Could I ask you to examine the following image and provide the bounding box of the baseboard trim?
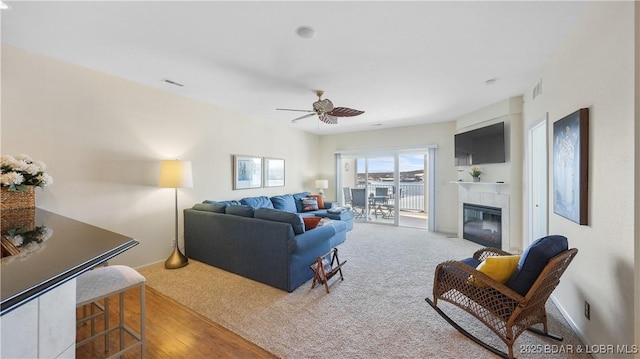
[549,294,600,359]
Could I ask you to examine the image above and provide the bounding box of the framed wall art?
[264,157,285,187]
[553,108,589,225]
[233,155,262,190]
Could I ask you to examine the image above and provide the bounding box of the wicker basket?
[1,186,36,210]
[1,208,36,233]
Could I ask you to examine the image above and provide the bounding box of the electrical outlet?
[171,239,176,248]
[584,301,590,320]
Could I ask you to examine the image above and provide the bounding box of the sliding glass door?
[337,148,432,229]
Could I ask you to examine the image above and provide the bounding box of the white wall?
[522,2,636,354]
[1,45,321,268]
[319,121,458,234]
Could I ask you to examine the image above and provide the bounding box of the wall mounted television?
[455,122,506,166]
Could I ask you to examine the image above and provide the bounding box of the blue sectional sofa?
[183,192,354,292]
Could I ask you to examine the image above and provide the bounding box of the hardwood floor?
[76,286,277,359]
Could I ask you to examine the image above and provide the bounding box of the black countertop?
[1,208,138,315]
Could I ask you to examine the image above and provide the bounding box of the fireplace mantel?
[450,181,509,194]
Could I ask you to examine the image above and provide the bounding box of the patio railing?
[356,182,425,212]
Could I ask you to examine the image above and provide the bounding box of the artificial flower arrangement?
[469,166,482,178]
[0,154,53,191]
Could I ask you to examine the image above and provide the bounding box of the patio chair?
[425,235,578,359]
[375,187,394,219]
[350,188,367,219]
[342,187,352,208]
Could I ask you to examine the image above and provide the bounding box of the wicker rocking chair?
[426,235,578,359]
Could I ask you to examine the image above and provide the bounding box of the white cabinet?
[1,279,76,358]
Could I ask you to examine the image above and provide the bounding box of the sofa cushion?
[292,192,311,212]
[302,216,322,230]
[254,208,305,235]
[270,194,298,213]
[193,203,226,213]
[506,235,568,296]
[301,197,319,211]
[240,196,275,209]
[307,194,325,209]
[204,199,241,206]
[225,205,255,218]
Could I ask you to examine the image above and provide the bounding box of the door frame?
[527,114,549,244]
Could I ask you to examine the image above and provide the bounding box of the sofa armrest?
[292,225,335,253]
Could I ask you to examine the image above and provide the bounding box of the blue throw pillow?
[460,257,482,268]
[292,192,311,212]
[270,194,297,213]
[193,203,226,213]
[225,205,255,218]
[240,196,275,209]
[254,208,305,235]
[506,235,568,296]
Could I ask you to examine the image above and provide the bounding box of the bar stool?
[76,265,146,358]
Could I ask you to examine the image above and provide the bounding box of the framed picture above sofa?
[234,155,262,189]
[264,157,285,187]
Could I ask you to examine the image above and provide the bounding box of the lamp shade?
[159,160,193,188]
[315,179,328,189]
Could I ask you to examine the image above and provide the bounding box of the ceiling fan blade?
[276,108,314,113]
[318,113,338,125]
[291,113,317,123]
[328,107,364,117]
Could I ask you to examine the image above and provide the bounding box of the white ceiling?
[1,1,591,135]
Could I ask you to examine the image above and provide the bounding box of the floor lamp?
[159,160,193,269]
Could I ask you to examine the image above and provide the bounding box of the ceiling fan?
[276,90,364,125]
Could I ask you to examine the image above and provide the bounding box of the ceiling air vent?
[161,78,184,87]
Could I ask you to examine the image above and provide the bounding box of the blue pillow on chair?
[506,235,568,296]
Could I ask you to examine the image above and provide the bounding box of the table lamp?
[315,179,329,196]
[159,160,193,269]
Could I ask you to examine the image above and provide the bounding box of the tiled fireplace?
[463,203,502,248]
[457,184,510,251]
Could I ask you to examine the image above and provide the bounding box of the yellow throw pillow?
[469,255,521,287]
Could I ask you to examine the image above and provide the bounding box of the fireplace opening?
[463,203,502,248]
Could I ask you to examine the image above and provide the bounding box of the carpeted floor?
[138,223,590,359]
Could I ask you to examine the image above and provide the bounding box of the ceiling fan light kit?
[278,90,364,125]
